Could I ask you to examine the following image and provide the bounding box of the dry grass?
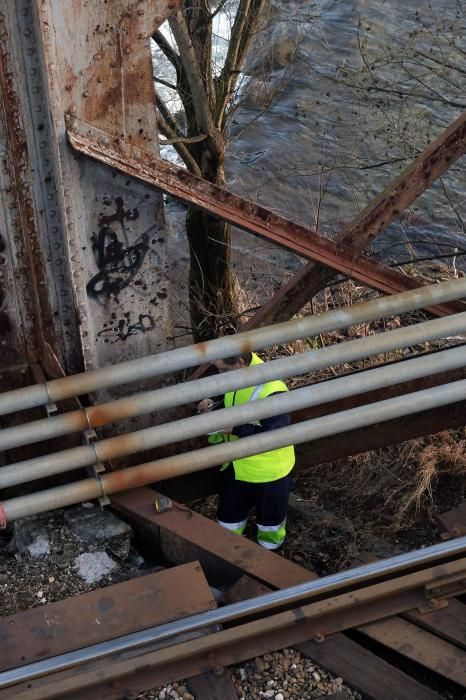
[295,428,466,534]
[284,428,465,574]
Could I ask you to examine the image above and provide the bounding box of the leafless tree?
[152,1,267,341]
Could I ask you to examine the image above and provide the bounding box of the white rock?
[275,694,284,700]
[36,590,43,598]
[28,536,50,558]
[312,672,321,682]
[73,552,118,584]
[48,576,55,583]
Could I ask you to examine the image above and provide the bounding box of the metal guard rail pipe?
[1,344,465,489]
[1,377,466,524]
[1,310,465,451]
[1,535,465,689]
[0,277,465,417]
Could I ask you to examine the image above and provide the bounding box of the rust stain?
[106,455,184,492]
[86,404,116,428]
[195,341,209,358]
[82,45,122,129]
[0,14,55,362]
[86,399,140,427]
[239,338,253,354]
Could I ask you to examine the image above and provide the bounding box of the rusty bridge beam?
[244,111,466,329]
[66,116,464,318]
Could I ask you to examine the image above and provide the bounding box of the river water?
[225,0,466,280]
[156,0,466,308]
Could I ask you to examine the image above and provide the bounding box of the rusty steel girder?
[66,116,466,318]
[244,110,466,328]
[0,10,49,367]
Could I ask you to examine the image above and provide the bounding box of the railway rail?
[0,493,465,699]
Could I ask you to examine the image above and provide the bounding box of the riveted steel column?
[31,0,179,391]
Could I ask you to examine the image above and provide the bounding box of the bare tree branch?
[168,7,222,149]
[153,76,178,91]
[210,0,231,22]
[152,29,181,72]
[156,113,202,176]
[215,0,266,131]
[155,87,202,176]
[160,133,208,145]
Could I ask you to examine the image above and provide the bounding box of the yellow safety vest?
[209,353,295,483]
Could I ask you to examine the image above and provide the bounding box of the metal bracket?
[96,474,110,507]
[312,632,326,644]
[30,364,58,416]
[440,526,466,541]
[417,597,449,614]
[425,576,466,601]
[82,423,108,506]
[418,567,466,611]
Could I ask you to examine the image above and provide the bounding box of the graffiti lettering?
[96,314,155,343]
[86,196,147,301]
[86,226,149,300]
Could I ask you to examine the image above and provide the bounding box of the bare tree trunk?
[186,149,236,341]
[153,0,266,341]
[186,209,236,341]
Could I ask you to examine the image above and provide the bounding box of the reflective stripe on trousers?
[257,519,286,550]
[217,518,247,536]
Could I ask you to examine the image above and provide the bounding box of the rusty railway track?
[1,488,465,700]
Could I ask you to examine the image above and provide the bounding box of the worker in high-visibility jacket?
[197,351,295,551]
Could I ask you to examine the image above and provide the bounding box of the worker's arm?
[231,392,290,438]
